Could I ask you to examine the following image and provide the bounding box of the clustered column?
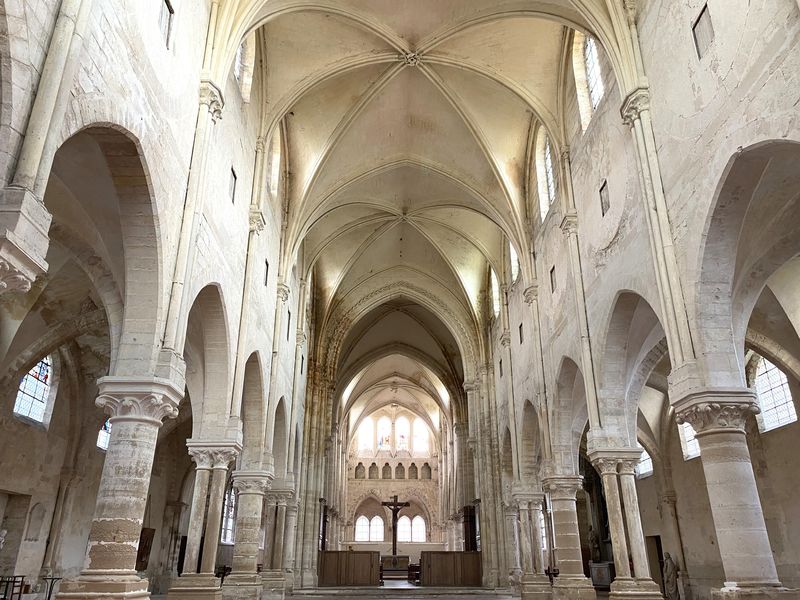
[227,471,271,586]
[56,377,181,599]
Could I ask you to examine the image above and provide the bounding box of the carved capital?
[255,136,267,153]
[676,400,759,434]
[463,380,480,394]
[233,471,273,495]
[400,51,421,67]
[500,330,511,348]
[620,86,650,126]
[277,283,290,303]
[542,475,583,500]
[187,439,241,470]
[591,457,620,476]
[94,376,182,426]
[249,208,266,233]
[0,257,32,293]
[199,79,224,122]
[296,329,307,346]
[560,211,579,236]
[618,459,639,476]
[523,285,538,305]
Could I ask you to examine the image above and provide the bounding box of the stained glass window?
[358,418,374,452]
[14,356,52,423]
[221,484,237,544]
[509,243,520,282]
[635,442,653,477]
[413,418,429,455]
[97,419,112,451]
[490,270,501,317]
[396,416,410,452]
[584,36,605,109]
[377,417,391,451]
[678,421,700,460]
[754,356,797,432]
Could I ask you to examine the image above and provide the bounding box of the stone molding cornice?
[673,388,759,434]
[560,211,578,236]
[95,376,183,426]
[199,79,224,122]
[0,256,32,293]
[541,475,583,500]
[620,86,650,126]
[187,439,242,469]
[249,208,266,233]
[232,470,273,495]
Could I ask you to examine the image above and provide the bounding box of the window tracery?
[412,515,426,542]
[752,355,797,432]
[369,516,384,541]
[14,356,53,423]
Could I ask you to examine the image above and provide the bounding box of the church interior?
[0,1,799,600]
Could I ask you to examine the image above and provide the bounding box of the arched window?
[358,418,374,452]
[397,516,412,543]
[490,269,501,318]
[584,36,605,109]
[377,417,391,450]
[413,418,429,455]
[395,416,410,452]
[509,242,520,283]
[355,515,370,541]
[536,132,558,221]
[267,129,282,201]
[412,516,426,542]
[753,356,797,432]
[369,516,384,542]
[233,33,256,102]
[14,356,53,423]
[97,419,112,451]
[221,482,236,544]
[635,442,653,477]
[678,421,700,460]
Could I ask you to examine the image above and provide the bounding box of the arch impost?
[186,439,242,469]
[587,447,642,476]
[673,388,759,435]
[541,475,583,499]
[95,376,183,426]
[0,187,52,294]
[620,85,650,127]
[199,79,225,122]
[232,470,273,495]
[523,284,538,305]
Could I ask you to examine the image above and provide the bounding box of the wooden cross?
[382,494,410,557]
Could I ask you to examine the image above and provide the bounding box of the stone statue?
[588,525,601,562]
[662,553,680,600]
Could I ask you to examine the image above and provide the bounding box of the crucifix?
[382,494,410,558]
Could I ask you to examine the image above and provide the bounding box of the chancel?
[0,2,799,600]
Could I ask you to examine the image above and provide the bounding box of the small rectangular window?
[692,4,714,59]
[230,168,237,204]
[599,180,610,216]
[518,323,524,344]
[159,0,175,48]
[301,355,304,374]
[264,260,269,286]
[499,359,503,378]
[287,310,292,341]
[550,266,556,292]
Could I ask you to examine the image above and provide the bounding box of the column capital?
[187,439,241,469]
[95,376,183,425]
[463,380,480,393]
[620,85,650,126]
[560,211,579,236]
[232,470,273,495]
[265,489,295,505]
[523,284,538,305]
[0,255,33,293]
[541,475,583,499]
[199,79,224,122]
[0,186,52,293]
[674,388,759,434]
[249,208,266,232]
[500,330,511,347]
[588,448,642,476]
[277,283,290,302]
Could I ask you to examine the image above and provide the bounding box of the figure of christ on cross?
[382,494,410,559]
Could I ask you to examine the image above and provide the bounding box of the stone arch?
[599,291,667,445]
[183,284,232,439]
[551,356,588,475]
[520,401,542,484]
[272,397,289,480]
[696,140,800,385]
[44,125,165,376]
[24,502,45,542]
[240,352,266,469]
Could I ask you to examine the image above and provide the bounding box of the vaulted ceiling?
[246,3,574,325]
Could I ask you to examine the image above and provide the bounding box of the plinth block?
[166,574,222,600]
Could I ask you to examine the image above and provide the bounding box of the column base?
[553,575,596,600]
[166,574,221,600]
[262,569,287,599]
[609,577,663,600]
[711,586,799,600]
[221,572,262,600]
[521,575,553,600]
[56,573,150,599]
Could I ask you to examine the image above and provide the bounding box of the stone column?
[282,502,299,590]
[676,390,787,593]
[592,458,632,581]
[223,471,271,600]
[505,503,523,589]
[542,476,595,600]
[619,461,653,580]
[272,502,288,568]
[263,490,292,598]
[168,442,239,600]
[56,376,181,600]
[516,493,552,600]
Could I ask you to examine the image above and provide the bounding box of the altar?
[380,554,410,570]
